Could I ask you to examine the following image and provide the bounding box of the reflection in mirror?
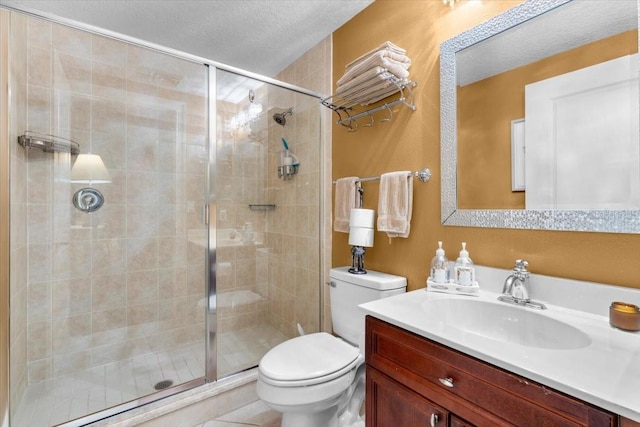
[440,0,640,233]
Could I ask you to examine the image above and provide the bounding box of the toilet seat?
[259,332,360,387]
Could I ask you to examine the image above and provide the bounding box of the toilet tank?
[329,266,406,346]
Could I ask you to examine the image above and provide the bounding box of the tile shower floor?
[12,324,287,427]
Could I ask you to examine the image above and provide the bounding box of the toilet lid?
[259,332,360,383]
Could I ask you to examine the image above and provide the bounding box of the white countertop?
[359,266,640,422]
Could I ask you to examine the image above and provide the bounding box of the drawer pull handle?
[430,413,439,426]
[438,377,454,388]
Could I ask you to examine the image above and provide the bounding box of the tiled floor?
[217,325,288,377]
[198,400,281,427]
[13,342,206,427]
[12,325,287,427]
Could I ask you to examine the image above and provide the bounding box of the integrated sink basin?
[359,268,640,421]
[421,298,592,350]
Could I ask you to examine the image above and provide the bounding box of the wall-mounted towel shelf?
[321,69,417,132]
[18,131,80,155]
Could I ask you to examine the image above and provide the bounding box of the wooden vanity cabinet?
[365,316,617,427]
[367,367,448,427]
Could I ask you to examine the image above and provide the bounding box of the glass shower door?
[214,69,322,378]
[9,12,208,426]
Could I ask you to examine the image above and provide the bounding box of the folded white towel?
[346,49,411,74]
[345,41,407,70]
[341,75,405,106]
[337,51,411,87]
[377,171,413,239]
[335,67,387,96]
[359,85,402,106]
[359,84,404,106]
[334,177,360,233]
[335,67,401,105]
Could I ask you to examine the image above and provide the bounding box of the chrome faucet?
[502,259,530,302]
[498,260,546,310]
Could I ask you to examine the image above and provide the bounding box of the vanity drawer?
[366,316,616,426]
[367,366,450,427]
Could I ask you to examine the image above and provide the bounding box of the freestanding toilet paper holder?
[332,168,431,275]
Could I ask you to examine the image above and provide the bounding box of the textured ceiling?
[2,0,374,77]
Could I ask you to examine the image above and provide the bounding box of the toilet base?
[258,363,366,427]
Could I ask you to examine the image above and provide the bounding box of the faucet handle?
[514,259,529,272]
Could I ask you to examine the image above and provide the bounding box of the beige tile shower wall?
[21,14,208,384]
[215,95,269,333]
[266,37,331,338]
[8,10,29,418]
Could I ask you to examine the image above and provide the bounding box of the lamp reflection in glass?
[70,154,111,213]
[348,208,375,275]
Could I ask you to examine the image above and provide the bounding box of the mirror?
[440,0,640,233]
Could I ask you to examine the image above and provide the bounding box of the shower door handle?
[202,204,210,225]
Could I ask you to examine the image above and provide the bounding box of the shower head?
[273,107,293,126]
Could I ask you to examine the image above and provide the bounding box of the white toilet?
[257,267,406,427]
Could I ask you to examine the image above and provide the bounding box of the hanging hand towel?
[334,177,360,233]
[377,171,413,239]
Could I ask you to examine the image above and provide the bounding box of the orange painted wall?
[332,0,640,292]
[458,30,638,209]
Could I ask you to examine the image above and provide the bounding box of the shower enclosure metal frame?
[1,9,11,426]
[206,67,217,383]
[0,3,326,426]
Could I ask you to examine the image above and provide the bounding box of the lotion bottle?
[430,241,449,284]
[454,242,475,286]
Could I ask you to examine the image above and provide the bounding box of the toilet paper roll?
[349,208,375,228]
[349,226,374,247]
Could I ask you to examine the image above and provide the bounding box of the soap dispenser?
[454,242,475,286]
[430,241,449,284]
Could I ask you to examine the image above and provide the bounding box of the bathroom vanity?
[360,266,640,426]
[366,316,615,426]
